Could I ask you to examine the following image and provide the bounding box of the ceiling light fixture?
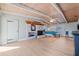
[50,19,55,22]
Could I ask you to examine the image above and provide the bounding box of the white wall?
[48,22,79,37]
[0,12,47,45]
[0,15,1,44]
[19,19,28,40]
[0,13,28,45]
[0,14,8,45]
[47,25,57,31]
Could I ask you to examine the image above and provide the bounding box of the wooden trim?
[26,20,44,25]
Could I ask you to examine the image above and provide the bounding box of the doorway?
[7,19,19,43]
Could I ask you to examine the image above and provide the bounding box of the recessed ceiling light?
[50,19,55,22]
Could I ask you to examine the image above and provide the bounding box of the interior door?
[7,19,18,42]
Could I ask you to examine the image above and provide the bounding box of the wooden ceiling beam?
[26,20,45,25]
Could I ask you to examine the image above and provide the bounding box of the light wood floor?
[0,37,74,56]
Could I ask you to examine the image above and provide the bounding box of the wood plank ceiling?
[14,3,66,24]
[0,3,79,25]
[58,3,79,23]
[25,3,79,23]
